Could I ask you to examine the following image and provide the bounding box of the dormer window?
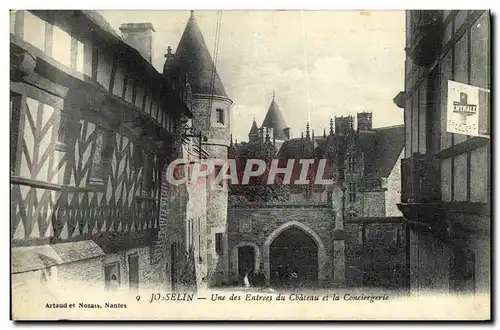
[216,108,224,125]
[56,111,71,152]
[89,128,114,187]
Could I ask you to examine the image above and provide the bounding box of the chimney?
[283,127,291,139]
[119,23,155,63]
[335,116,351,135]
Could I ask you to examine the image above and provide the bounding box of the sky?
[100,10,406,142]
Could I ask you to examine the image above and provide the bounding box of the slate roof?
[164,11,228,98]
[77,11,192,118]
[365,125,405,177]
[312,124,404,179]
[277,137,315,159]
[262,97,288,140]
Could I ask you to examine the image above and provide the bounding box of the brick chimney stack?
[119,23,155,63]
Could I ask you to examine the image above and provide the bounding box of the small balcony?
[406,10,443,67]
[400,152,441,204]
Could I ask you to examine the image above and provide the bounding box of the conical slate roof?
[262,96,288,140]
[249,120,259,135]
[165,11,228,98]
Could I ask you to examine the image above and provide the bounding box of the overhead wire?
[205,10,223,139]
[301,10,312,129]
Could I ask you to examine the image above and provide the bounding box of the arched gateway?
[263,221,326,288]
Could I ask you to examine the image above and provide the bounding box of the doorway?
[238,246,255,280]
[270,226,318,288]
[128,253,139,292]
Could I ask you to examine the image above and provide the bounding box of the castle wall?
[345,221,407,288]
[362,191,386,217]
[227,204,336,287]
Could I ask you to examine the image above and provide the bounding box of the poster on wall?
[447,80,490,138]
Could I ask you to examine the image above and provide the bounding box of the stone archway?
[231,242,260,280]
[263,221,326,287]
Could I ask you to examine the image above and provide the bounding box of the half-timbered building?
[10,10,192,295]
[396,10,490,296]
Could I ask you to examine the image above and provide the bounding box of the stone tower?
[164,11,233,286]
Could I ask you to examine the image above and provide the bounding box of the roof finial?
[329,118,334,135]
[273,90,276,101]
[312,129,315,141]
[323,128,327,138]
[306,122,310,140]
[190,10,194,16]
[165,46,174,59]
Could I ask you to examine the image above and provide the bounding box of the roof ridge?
[373,124,404,130]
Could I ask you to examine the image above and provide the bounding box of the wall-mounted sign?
[447,80,490,138]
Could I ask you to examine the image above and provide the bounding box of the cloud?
[99,10,406,143]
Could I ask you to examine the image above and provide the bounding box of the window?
[104,262,120,292]
[471,12,490,90]
[198,218,202,262]
[214,165,224,187]
[56,112,71,152]
[162,110,167,129]
[10,10,16,35]
[216,108,224,125]
[152,101,159,120]
[132,143,143,172]
[215,233,223,255]
[52,25,72,68]
[191,220,194,248]
[187,219,194,249]
[396,229,402,247]
[89,130,105,185]
[124,76,134,103]
[96,48,113,90]
[134,86,144,109]
[75,39,85,74]
[187,163,193,183]
[348,182,356,202]
[338,167,345,182]
[141,153,158,197]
